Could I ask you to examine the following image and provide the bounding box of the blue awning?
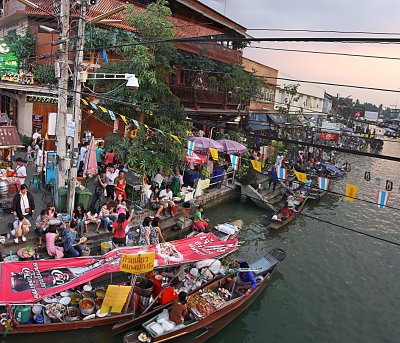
[267,113,286,124]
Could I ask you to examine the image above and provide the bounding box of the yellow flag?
[45,133,49,140]
[81,98,89,106]
[345,183,359,202]
[119,114,128,124]
[295,171,307,183]
[251,160,262,172]
[98,106,108,113]
[169,133,181,144]
[209,147,218,161]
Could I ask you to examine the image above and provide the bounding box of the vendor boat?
[0,233,239,335]
[268,196,308,230]
[122,248,286,342]
[188,219,243,241]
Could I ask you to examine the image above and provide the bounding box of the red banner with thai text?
[0,234,238,304]
[320,132,340,141]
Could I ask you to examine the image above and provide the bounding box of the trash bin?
[58,187,68,212]
[75,187,92,210]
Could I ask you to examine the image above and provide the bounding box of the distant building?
[242,57,278,112]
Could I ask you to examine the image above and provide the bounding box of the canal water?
[5,141,400,343]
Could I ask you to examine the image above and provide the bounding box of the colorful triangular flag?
[108,110,115,120]
[81,98,89,106]
[209,147,218,161]
[132,119,139,128]
[98,106,108,113]
[377,191,390,208]
[89,102,98,110]
[119,114,128,124]
[169,133,181,143]
[251,160,262,172]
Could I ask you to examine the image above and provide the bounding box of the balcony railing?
[174,41,242,65]
[169,85,242,109]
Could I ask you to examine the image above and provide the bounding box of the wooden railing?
[169,85,242,109]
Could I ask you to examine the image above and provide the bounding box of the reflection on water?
[6,142,400,343]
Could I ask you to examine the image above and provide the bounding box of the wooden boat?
[240,183,282,211]
[122,248,286,342]
[268,196,308,230]
[307,187,327,201]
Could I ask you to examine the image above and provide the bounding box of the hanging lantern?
[130,128,138,138]
[364,171,370,181]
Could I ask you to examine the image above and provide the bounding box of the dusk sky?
[200,0,400,108]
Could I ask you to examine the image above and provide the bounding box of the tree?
[5,31,38,70]
[277,84,301,124]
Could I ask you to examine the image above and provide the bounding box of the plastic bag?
[156,309,169,324]
[148,322,164,336]
[161,319,176,332]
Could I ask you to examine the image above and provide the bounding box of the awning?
[0,126,21,148]
[267,113,286,124]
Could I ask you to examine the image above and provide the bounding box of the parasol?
[188,136,224,151]
[216,139,247,154]
[185,152,208,164]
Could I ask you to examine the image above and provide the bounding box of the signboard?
[195,178,210,197]
[320,132,339,141]
[119,252,155,274]
[0,233,238,304]
[66,121,75,138]
[32,115,43,122]
[365,111,379,121]
[100,285,132,314]
[0,41,18,74]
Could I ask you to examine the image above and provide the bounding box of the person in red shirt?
[281,206,294,219]
[104,149,115,166]
[112,209,135,247]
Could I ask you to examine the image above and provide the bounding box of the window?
[7,29,16,36]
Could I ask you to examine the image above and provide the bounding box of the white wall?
[17,94,33,137]
[0,18,29,38]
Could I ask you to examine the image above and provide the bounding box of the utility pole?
[67,0,88,213]
[55,0,70,201]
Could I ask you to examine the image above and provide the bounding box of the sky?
[199,0,400,107]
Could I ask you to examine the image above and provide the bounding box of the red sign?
[352,111,365,117]
[0,234,238,304]
[320,132,339,141]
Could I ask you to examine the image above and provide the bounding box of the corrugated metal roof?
[0,126,21,147]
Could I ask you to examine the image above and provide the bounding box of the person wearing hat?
[169,291,188,325]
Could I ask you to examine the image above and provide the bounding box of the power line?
[246,28,400,36]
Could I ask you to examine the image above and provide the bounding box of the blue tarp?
[384,127,396,133]
[267,113,286,124]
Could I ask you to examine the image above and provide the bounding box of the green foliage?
[277,83,301,124]
[107,115,192,179]
[5,31,38,69]
[34,65,57,85]
[84,27,134,54]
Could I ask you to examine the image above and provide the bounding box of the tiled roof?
[22,0,224,37]
[0,126,21,147]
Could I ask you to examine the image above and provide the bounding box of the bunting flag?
[81,98,89,106]
[276,167,287,181]
[98,105,108,113]
[187,140,195,156]
[295,171,307,183]
[345,183,359,202]
[251,160,262,173]
[317,177,330,191]
[377,191,390,209]
[108,110,115,121]
[89,102,98,110]
[169,133,181,144]
[132,119,139,128]
[45,133,49,140]
[119,114,128,124]
[230,154,239,170]
[209,147,218,161]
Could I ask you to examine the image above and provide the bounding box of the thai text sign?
[119,252,155,274]
[100,285,132,314]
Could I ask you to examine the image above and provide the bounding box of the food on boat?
[17,246,35,258]
[79,299,94,309]
[95,288,106,298]
[138,332,150,342]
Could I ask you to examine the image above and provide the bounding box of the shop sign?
[32,115,43,122]
[0,72,34,85]
[320,132,339,141]
[100,285,132,314]
[0,41,18,74]
[119,252,155,274]
[28,95,57,103]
